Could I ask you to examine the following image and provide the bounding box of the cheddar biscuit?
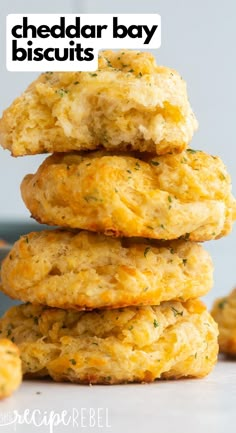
[21,150,236,241]
[0,50,197,156]
[0,339,22,399]
[211,288,236,356]
[0,230,213,310]
[0,300,218,383]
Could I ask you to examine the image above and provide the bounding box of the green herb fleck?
[126,169,132,174]
[128,325,134,331]
[144,247,151,258]
[218,299,227,310]
[90,73,98,77]
[168,196,172,203]
[74,81,79,85]
[84,195,98,203]
[186,149,198,154]
[194,352,197,359]
[150,160,160,166]
[182,259,187,266]
[170,248,175,254]
[105,58,112,66]
[55,89,68,97]
[171,307,183,317]
[153,319,159,328]
[69,359,76,366]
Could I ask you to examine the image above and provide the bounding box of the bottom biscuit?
[0,300,218,384]
[0,339,22,398]
[211,288,236,356]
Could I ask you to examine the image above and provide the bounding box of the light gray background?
[0,0,235,312]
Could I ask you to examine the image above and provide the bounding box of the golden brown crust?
[0,339,22,398]
[211,288,236,355]
[21,150,236,241]
[0,230,213,310]
[0,300,218,383]
[0,50,197,156]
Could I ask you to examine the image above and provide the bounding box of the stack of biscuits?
[0,50,235,385]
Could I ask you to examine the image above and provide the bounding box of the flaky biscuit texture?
[0,300,218,383]
[21,150,236,241]
[1,230,213,309]
[0,50,197,156]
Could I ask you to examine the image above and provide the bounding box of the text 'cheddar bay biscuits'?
[211,288,236,356]
[0,300,218,384]
[0,339,22,399]
[0,50,197,156]
[21,150,236,242]
[0,230,213,310]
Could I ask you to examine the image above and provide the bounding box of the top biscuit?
[0,50,197,156]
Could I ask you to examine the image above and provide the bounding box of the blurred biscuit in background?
[0,339,22,399]
[212,288,236,356]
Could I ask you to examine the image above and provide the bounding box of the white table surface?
[0,358,235,433]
